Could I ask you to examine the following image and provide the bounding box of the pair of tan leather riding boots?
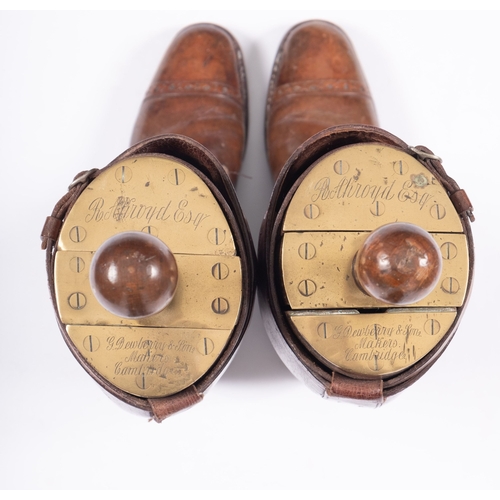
[42,21,474,422]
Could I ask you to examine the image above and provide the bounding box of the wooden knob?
[352,222,442,305]
[90,231,178,318]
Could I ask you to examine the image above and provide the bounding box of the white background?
[1,7,499,490]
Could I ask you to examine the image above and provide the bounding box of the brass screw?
[441,277,460,294]
[198,338,215,355]
[333,159,349,175]
[303,204,320,220]
[69,226,87,243]
[212,297,229,314]
[298,279,317,297]
[115,165,132,183]
[212,263,230,280]
[168,168,186,185]
[298,242,316,260]
[68,292,87,310]
[208,228,227,245]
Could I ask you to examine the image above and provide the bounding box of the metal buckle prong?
[68,168,99,190]
[409,146,442,163]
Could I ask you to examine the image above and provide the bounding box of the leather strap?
[327,373,383,402]
[148,386,203,422]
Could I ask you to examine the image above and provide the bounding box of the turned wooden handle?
[90,231,178,319]
[352,222,442,305]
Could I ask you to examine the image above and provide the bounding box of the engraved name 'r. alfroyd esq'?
[311,177,434,209]
[84,196,211,229]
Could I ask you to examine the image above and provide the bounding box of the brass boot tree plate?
[53,154,243,398]
[280,143,469,378]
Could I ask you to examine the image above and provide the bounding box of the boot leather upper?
[132,24,247,184]
[266,20,378,179]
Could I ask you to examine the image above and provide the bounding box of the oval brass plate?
[281,144,469,378]
[54,155,242,397]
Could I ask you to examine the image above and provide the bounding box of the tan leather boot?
[42,24,255,422]
[260,20,474,404]
[132,23,247,185]
[266,20,377,179]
